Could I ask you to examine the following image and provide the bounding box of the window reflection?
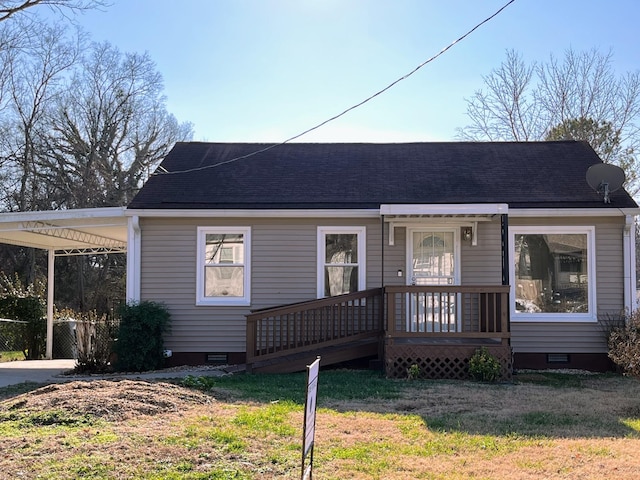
[514,234,588,313]
[204,233,244,298]
[324,233,359,296]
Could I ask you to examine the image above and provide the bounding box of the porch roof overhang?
[380,203,509,221]
[381,204,509,247]
[0,207,128,256]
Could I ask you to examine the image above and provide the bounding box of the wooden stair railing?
[246,288,384,371]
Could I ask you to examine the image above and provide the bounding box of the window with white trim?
[510,226,596,321]
[317,227,366,297]
[197,227,251,305]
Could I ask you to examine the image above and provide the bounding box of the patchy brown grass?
[0,373,639,479]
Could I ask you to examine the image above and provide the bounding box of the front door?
[407,229,459,332]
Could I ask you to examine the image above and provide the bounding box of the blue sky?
[63,0,640,143]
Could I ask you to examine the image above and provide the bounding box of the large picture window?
[317,227,366,298]
[510,226,595,321]
[197,227,251,305]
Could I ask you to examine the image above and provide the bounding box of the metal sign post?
[301,356,320,480]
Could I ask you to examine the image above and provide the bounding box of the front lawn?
[1,370,639,479]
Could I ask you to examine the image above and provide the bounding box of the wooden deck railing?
[246,285,510,369]
[246,288,385,366]
[385,285,510,345]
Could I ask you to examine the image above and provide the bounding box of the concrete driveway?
[0,359,76,388]
[0,359,243,389]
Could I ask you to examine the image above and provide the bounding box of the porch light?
[397,269,403,277]
[462,227,473,242]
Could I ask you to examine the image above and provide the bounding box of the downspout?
[380,215,385,288]
[501,214,509,286]
[501,214,511,343]
[380,214,386,365]
[623,215,637,315]
[126,215,141,302]
[45,249,54,359]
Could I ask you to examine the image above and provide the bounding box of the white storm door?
[407,229,460,332]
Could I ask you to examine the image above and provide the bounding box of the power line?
[158,0,517,176]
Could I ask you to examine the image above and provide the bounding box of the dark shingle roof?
[128,141,638,210]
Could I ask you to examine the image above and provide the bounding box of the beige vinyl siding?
[460,219,503,284]
[139,213,628,356]
[139,216,382,353]
[594,220,625,312]
[511,322,607,353]
[251,223,317,308]
[509,216,625,354]
[382,223,406,286]
[382,220,503,286]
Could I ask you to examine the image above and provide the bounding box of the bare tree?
[0,0,108,22]
[459,50,547,141]
[38,41,191,308]
[458,48,640,194]
[0,22,82,211]
[0,24,193,313]
[40,41,193,209]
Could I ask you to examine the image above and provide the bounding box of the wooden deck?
[384,285,511,379]
[246,285,511,378]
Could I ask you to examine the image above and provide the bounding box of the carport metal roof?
[0,207,129,359]
[0,207,127,255]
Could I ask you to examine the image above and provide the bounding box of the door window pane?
[412,231,454,283]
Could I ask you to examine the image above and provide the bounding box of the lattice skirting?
[385,344,513,381]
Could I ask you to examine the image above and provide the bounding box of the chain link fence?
[0,317,79,360]
[53,318,78,359]
[0,318,27,354]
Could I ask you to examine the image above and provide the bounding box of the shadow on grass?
[183,368,402,404]
[189,368,640,440]
[4,368,639,440]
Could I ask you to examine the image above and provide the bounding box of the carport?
[0,207,130,358]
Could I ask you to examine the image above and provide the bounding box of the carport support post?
[46,248,54,360]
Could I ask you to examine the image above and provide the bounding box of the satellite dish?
[586,163,625,204]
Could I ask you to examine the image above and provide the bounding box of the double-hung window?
[317,227,366,297]
[197,227,251,305]
[510,226,595,321]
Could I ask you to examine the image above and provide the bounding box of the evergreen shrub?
[114,301,171,372]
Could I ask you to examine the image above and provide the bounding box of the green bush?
[608,309,640,377]
[406,363,421,380]
[469,347,501,382]
[114,301,170,372]
[182,375,217,391]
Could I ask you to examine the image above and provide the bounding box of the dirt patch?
[0,379,213,421]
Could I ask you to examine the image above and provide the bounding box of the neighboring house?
[124,140,639,376]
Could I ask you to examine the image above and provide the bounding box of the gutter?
[126,215,141,302]
[623,215,637,315]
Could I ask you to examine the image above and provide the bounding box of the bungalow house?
[123,140,639,377]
